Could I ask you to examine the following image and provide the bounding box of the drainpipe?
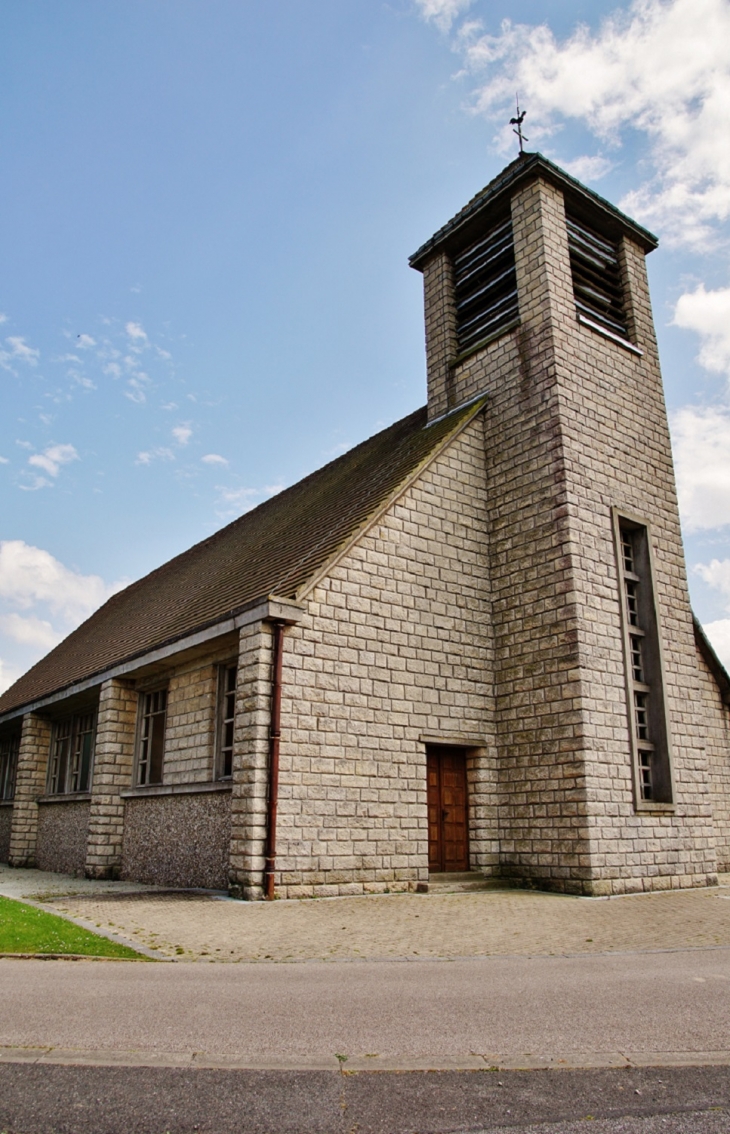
[264,621,285,900]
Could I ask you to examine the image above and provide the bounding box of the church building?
[1,152,729,898]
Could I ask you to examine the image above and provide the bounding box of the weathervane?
[510,95,528,154]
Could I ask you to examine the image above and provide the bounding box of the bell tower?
[410,154,717,894]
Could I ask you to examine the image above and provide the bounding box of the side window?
[137,689,167,786]
[614,512,673,806]
[217,664,237,779]
[47,713,96,795]
[0,733,20,801]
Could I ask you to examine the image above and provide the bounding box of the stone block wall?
[86,679,137,878]
[451,179,593,892]
[695,646,730,872]
[37,799,90,876]
[8,714,52,867]
[271,417,495,898]
[545,196,716,891]
[228,621,275,900]
[422,250,458,420]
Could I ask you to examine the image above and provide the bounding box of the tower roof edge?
[408,152,658,270]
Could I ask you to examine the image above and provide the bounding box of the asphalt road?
[1,948,729,1068]
[2,949,729,1132]
[0,1064,728,1133]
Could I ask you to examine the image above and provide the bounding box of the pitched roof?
[0,400,482,717]
[693,614,730,707]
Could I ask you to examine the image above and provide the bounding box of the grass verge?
[0,895,148,959]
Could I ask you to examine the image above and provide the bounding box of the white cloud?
[695,558,730,600]
[5,336,39,364]
[0,542,128,694]
[694,560,730,668]
[172,424,192,446]
[67,369,96,391]
[202,453,228,466]
[670,405,730,531]
[76,333,96,349]
[702,618,730,670]
[455,0,730,248]
[0,659,23,696]
[0,540,121,623]
[0,456,8,465]
[27,443,79,479]
[136,447,175,465]
[0,335,40,372]
[124,374,149,404]
[0,613,60,652]
[415,0,475,32]
[558,154,614,183]
[673,286,730,381]
[0,313,7,324]
[125,321,148,344]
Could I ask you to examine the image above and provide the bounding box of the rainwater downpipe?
[264,620,285,900]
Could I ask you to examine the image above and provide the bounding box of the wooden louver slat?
[567,215,629,339]
[453,217,519,354]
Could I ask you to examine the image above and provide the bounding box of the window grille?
[616,517,673,805]
[567,214,629,340]
[453,217,519,355]
[217,664,237,779]
[0,733,19,801]
[137,689,167,786]
[47,713,96,795]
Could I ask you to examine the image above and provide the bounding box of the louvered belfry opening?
[453,215,519,356]
[567,213,629,340]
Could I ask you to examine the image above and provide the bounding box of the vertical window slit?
[616,516,673,806]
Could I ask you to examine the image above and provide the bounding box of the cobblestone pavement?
[27,874,730,962]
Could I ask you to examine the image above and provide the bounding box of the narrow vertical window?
[0,733,19,801]
[48,719,72,795]
[217,664,237,779]
[137,689,167,786]
[69,712,95,793]
[47,714,96,795]
[615,513,673,806]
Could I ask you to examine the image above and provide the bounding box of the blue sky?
[2,0,730,691]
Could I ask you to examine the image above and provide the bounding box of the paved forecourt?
[27,872,730,962]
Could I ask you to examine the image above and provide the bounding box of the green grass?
[0,895,148,959]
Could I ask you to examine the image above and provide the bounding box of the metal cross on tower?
[510,96,528,154]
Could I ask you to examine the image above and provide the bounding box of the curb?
[2,1046,730,1072]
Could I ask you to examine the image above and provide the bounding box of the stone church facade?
[1,153,729,897]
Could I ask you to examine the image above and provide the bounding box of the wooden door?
[427,746,469,872]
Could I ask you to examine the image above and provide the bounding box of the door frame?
[426,743,470,873]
